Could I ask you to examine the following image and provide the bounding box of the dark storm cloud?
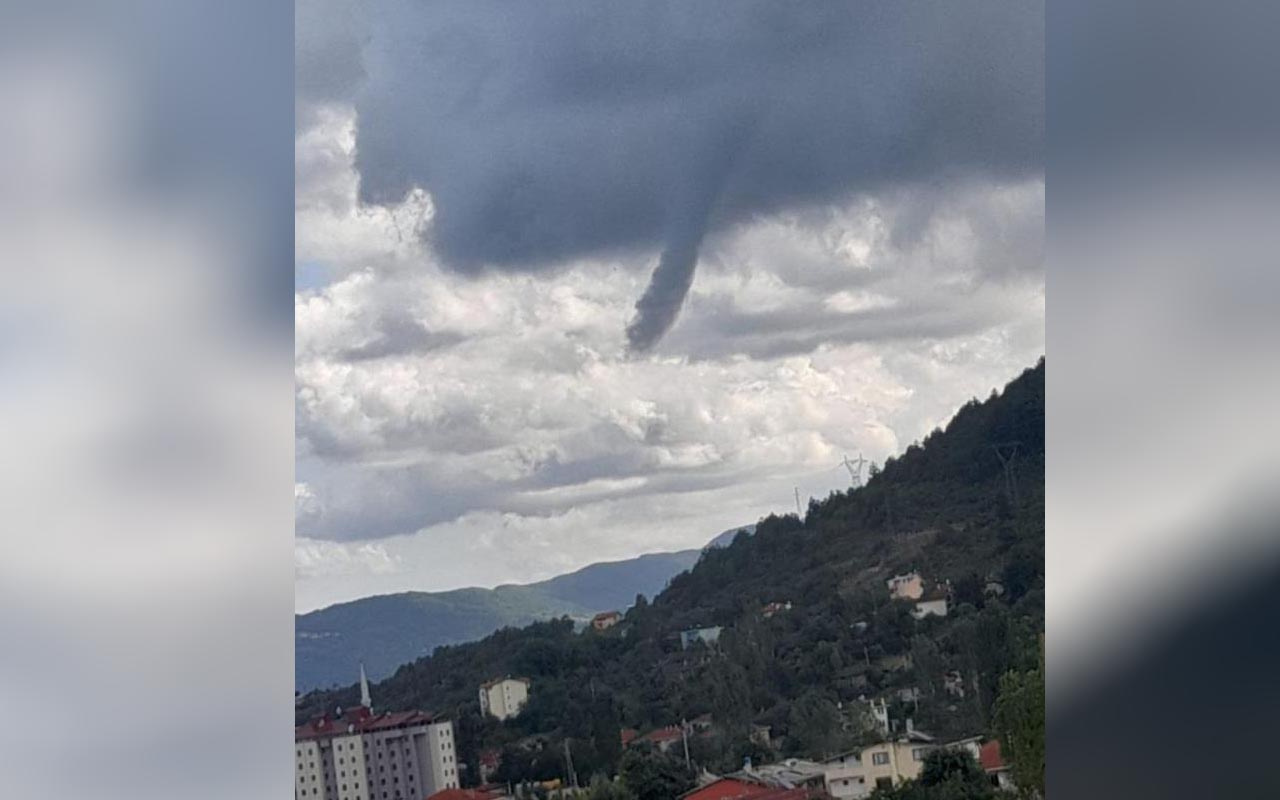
[303,0,1043,348]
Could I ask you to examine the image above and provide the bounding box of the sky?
[294,0,1045,613]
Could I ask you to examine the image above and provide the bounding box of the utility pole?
[682,718,692,772]
[563,737,578,789]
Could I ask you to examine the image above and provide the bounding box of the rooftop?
[295,707,441,741]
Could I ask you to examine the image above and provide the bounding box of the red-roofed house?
[638,725,685,754]
[592,610,623,630]
[979,740,1016,791]
[680,778,823,800]
[426,788,510,800]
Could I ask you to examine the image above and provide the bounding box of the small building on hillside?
[761,601,793,619]
[478,676,530,721]
[680,626,724,650]
[637,725,684,754]
[592,610,622,631]
[427,788,511,800]
[620,728,640,748]
[477,748,500,784]
[886,572,925,600]
[911,592,949,619]
[979,740,1017,792]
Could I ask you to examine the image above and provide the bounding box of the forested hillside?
[297,550,703,691]
[297,359,1045,789]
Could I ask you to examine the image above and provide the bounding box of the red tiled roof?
[427,789,504,800]
[295,708,438,741]
[620,728,639,746]
[980,740,1007,771]
[642,725,684,744]
[681,778,817,800]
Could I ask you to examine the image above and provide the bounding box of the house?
[634,725,684,754]
[478,676,530,721]
[761,601,793,619]
[620,728,640,747]
[750,723,773,748]
[690,713,715,732]
[979,740,1017,791]
[863,697,890,735]
[740,758,827,790]
[911,592,949,619]
[592,610,622,631]
[821,733,938,799]
[478,748,500,784]
[943,670,966,698]
[680,626,724,650]
[886,572,924,600]
[427,789,510,800]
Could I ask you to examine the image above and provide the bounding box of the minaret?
[359,661,372,712]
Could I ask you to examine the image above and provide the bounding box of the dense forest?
[297,359,1045,793]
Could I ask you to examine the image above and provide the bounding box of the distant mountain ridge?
[296,540,746,691]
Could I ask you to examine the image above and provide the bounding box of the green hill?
[297,359,1045,786]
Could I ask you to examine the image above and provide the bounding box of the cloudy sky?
[294,1,1044,613]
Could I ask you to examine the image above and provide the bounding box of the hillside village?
[297,361,1045,800]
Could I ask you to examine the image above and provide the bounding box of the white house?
[886,572,925,600]
[911,595,949,619]
[478,676,530,721]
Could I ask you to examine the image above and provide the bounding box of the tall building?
[477,677,530,721]
[296,666,460,800]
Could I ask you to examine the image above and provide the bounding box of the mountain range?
[297,526,754,691]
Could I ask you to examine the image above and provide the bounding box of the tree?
[869,748,994,800]
[993,658,1044,798]
[587,773,636,800]
[618,744,693,800]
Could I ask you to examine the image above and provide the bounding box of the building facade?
[822,735,936,799]
[296,668,460,800]
[478,676,530,721]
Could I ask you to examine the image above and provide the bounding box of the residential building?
[911,593,949,619]
[427,789,511,800]
[680,626,723,649]
[591,610,622,630]
[681,777,821,800]
[295,667,459,800]
[821,733,936,798]
[636,725,684,754]
[979,740,1016,792]
[886,572,924,600]
[478,676,530,721]
[761,601,792,619]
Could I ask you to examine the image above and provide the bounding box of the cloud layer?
[299,0,1043,347]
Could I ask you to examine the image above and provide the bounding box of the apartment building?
[478,676,530,721]
[296,667,460,800]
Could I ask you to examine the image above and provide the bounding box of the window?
[876,777,893,789]
[872,752,890,765]
[912,748,928,762]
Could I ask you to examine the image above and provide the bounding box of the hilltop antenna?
[842,453,869,487]
[993,442,1022,506]
[794,487,803,517]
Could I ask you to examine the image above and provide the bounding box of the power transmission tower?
[842,453,868,487]
[993,442,1022,506]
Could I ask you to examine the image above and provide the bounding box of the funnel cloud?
[299,0,1043,347]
